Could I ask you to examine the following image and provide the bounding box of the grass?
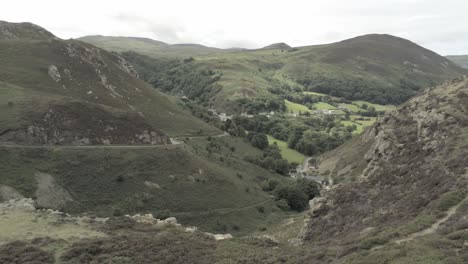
[285,99,311,113]
[0,135,292,235]
[340,116,377,134]
[303,91,327,97]
[78,35,221,59]
[0,210,105,246]
[312,102,338,110]
[0,38,220,137]
[352,100,395,112]
[267,135,306,163]
[338,103,364,112]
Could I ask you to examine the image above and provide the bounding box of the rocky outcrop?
[0,21,56,40]
[302,76,468,248]
[34,172,73,210]
[0,185,24,201]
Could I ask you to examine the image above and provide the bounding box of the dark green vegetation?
[83,34,467,113]
[229,114,354,156]
[268,178,320,211]
[446,55,468,69]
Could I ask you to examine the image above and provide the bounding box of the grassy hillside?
[78,35,222,59]
[446,55,468,69]
[0,34,219,139]
[0,21,293,235]
[2,77,467,264]
[267,135,306,163]
[0,136,291,234]
[102,34,468,114]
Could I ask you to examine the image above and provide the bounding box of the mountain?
[298,75,468,262]
[446,55,468,69]
[0,21,290,235]
[261,42,291,50]
[78,35,222,58]
[115,34,467,113]
[2,75,466,263]
[0,20,55,40]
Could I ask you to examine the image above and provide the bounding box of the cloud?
[1,0,468,54]
[110,14,188,43]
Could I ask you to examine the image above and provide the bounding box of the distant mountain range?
[81,33,467,113]
[446,55,468,69]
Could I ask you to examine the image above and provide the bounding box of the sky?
[1,0,468,55]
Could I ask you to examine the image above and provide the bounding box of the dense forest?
[296,74,422,105]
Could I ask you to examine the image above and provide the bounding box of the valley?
[0,19,467,264]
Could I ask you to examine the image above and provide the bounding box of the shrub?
[257,206,265,213]
[274,185,308,211]
[0,241,54,264]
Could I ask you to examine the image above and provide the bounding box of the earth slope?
[300,76,468,263]
[447,55,468,69]
[0,21,287,234]
[0,21,220,143]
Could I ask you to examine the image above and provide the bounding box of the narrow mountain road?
[302,157,312,172]
[0,132,230,149]
[395,196,467,244]
[0,144,180,149]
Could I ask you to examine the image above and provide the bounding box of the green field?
[353,101,395,112]
[267,135,306,163]
[312,102,338,110]
[338,103,364,112]
[285,99,311,113]
[303,91,327,97]
[341,116,378,134]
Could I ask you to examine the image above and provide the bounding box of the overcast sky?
[1,0,468,55]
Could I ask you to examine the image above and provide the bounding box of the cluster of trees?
[234,96,286,114]
[262,178,320,211]
[121,52,222,105]
[230,115,353,157]
[296,74,420,105]
[244,137,293,175]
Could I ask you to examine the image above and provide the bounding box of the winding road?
[0,132,230,149]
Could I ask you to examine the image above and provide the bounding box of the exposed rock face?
[34,172,73,210]
[48,65,61,82]
[0,185,24,201]
[303,77,468,247]
[1,102,171,145]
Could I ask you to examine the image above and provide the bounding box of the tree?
[251,133,269,149]
[274,159,290,175]
[296,179,320,200]
[274,185,308,211]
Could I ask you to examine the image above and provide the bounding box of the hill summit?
[261,42,291,50]
[0,20,56,40]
